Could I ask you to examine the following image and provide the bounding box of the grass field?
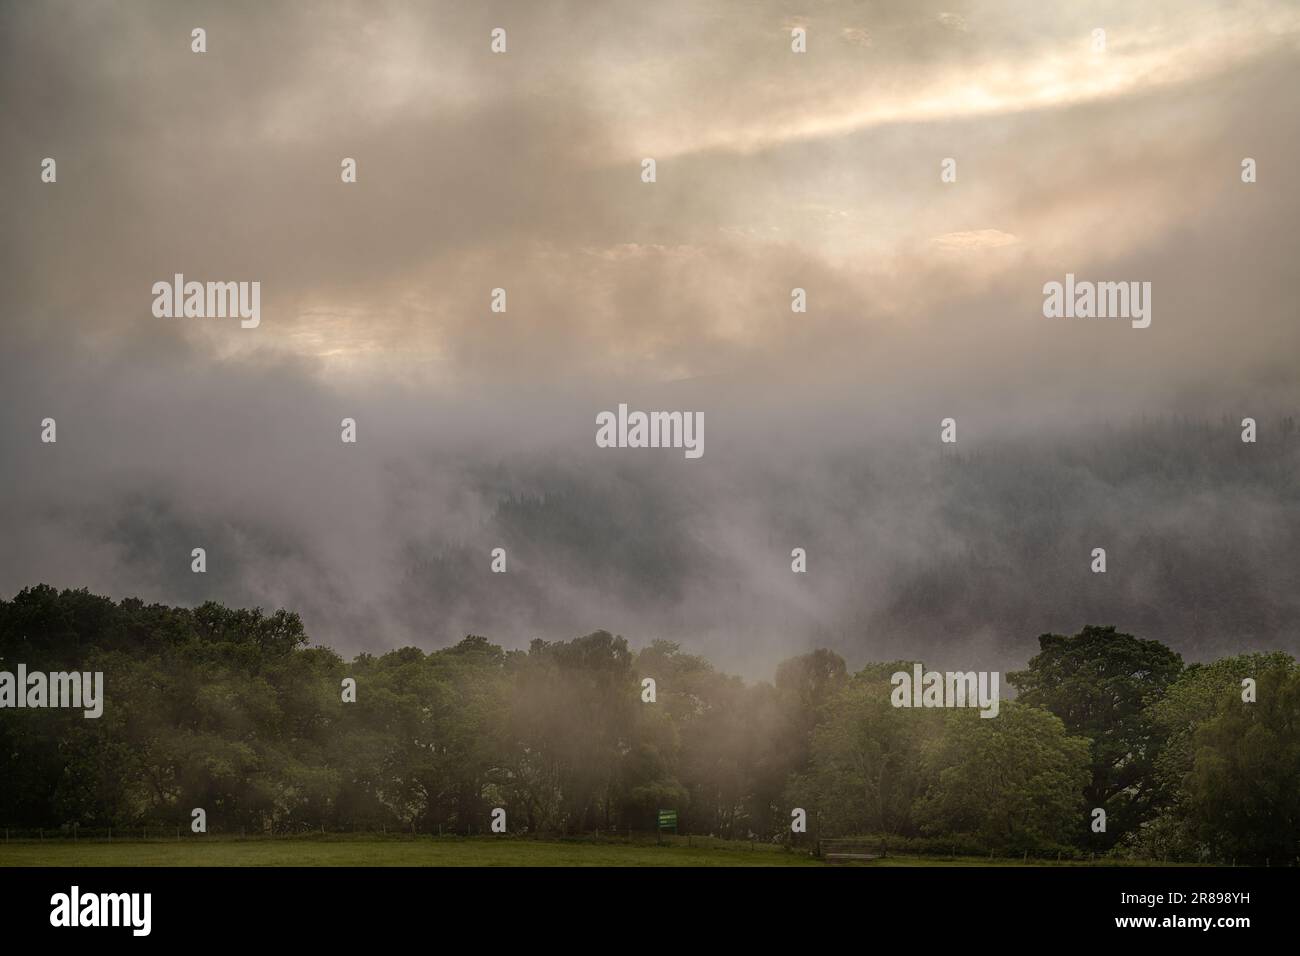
[0,835,1164,867]
[0,836,815,867]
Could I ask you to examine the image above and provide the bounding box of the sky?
[2,0,1298,678]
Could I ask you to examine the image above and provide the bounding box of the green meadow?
[0,835,1162,867]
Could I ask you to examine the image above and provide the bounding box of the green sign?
[657,809,677,830]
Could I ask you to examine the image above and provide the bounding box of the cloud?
[1,0,1298,677]
[930,229,1019,250]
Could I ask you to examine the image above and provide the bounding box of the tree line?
[1,585,1296,862]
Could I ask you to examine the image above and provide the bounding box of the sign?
[657,809,677,830]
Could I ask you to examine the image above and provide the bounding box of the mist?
[2,0,1298,677]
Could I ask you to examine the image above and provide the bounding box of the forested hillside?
[1,586,1296,863]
